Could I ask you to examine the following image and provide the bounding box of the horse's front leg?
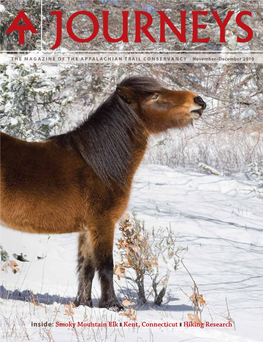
[75,232,95,307]
[90,222,123,311]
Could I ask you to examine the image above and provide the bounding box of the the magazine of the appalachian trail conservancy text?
[0,1,262,341]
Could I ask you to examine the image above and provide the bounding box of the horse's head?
[116,76,206,133]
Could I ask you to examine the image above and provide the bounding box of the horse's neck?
[126,131,149,184]
[70,118,149,189]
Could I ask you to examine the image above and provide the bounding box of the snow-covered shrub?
[0,63,72,140]
[247,162,263,196]
[0,0,61,51]
[0,245,9,262]
[145,128,263,176]
[114,213,186,306]
[247,161,263,181]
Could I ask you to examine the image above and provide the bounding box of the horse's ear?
[116,85,134,104]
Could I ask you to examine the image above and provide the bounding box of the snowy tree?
[0,63,72,140]
[0,0,61,51]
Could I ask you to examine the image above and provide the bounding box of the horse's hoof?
[74,297,93,308]
[108,303,124,312]
[107,305,124,312]
[99,298,124,312]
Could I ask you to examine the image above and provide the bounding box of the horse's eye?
[152,94,159,100]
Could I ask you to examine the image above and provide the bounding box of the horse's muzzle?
[194,96,206,112]
[190,96,206,118]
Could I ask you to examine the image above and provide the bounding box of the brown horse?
[0,76,206,311]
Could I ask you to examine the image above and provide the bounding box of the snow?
[0,164,262,342]
[0,5,5,12]
[10,117,18,125]
[241,109,256,119]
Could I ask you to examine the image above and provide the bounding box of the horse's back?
[1,131,44,164]
[0,131,82,183]
[0,131,24,157]
[0,132,88,234]
[1,132,61,190]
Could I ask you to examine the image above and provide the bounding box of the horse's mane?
[50,76,162,188]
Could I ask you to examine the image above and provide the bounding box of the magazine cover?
[0,0,262,341]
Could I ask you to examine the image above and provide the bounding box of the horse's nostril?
[194,96,206,109]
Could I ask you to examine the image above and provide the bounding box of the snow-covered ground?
[0,164,262,342]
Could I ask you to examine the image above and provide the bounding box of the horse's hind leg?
[75,232,95,307]
[90,221,123,311]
